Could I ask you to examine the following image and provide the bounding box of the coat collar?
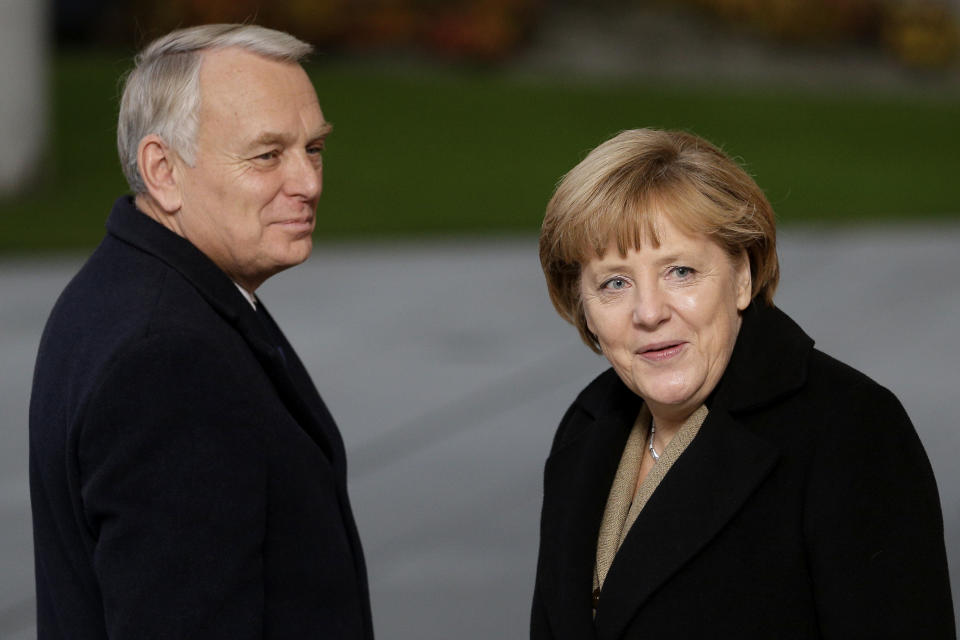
[573,302,814,421]
[104,195,341,464]
[106,196,249,324]
[105,195,278,376]
[540,302,813,640]
[709,302,814,414]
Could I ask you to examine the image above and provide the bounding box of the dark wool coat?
[30,196,374,639]
[531,302,955,639]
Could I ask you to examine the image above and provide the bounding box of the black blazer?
[30,197,374,639]
[532,303,954,639]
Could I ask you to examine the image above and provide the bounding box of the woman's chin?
[637,383,703,416]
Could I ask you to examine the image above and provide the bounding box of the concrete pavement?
[2,226,958,638]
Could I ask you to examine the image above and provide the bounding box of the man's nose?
[284,151,322,200]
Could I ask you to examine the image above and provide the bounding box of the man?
[29,24,374,639]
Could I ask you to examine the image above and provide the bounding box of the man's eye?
[256,150,280,161]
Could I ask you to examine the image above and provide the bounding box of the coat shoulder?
[575,367,623,408]
[32,236,253,440]
[796,347,906,424]
[549,368,630,455]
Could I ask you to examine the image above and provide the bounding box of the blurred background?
[2,0,960,245]
[2,0,958,638]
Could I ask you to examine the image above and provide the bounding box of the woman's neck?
[648,411,689,450]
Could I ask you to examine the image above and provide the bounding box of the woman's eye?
[602,277,627,291]
[672,266,694,278]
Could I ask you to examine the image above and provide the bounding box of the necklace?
[647,419,660,462]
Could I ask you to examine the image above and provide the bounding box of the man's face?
[174,47,330,291]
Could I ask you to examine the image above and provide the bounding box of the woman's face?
[579,216,752,424]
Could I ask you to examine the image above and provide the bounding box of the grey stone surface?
[2,227,958,637]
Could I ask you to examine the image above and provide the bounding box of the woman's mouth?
[638,341,686,362]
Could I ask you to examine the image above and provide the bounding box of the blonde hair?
[117,24,313,194]
[539,128,779,353]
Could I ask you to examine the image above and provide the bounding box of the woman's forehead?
[577,206,702,260]
[590,213,715,258]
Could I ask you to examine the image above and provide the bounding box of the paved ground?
[2,226,958,638]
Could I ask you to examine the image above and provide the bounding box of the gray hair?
[117,24,313,194]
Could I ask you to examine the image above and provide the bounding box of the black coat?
[30,197,374,639]
[531,303,955,639]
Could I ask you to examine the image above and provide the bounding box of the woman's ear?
[734,250,753,311]
[583,309,596,337]
[137,134,182,213]
[578,286,596,336]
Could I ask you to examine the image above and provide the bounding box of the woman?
[531,129,955,639]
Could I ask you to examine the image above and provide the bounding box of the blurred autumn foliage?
[134,0,544,61]
[678,0,959,66]
[883,1,960,66]
[74,0,958,68]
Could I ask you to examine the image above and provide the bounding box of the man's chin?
[281,237,314,267]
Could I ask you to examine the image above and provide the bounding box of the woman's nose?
[631,282,670,328]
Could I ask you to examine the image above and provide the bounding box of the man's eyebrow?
[246,132,288,150]
[246,123,333,150]
[312,122,333,140]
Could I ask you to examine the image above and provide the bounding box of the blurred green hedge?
[0,52,958,253]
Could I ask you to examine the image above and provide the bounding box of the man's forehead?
[197,47,316,102]
[199,46,299,77]
[195,47,324,128]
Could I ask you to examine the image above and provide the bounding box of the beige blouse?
[593,404,709,602]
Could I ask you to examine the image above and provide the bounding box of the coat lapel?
[539,380,641,639]
[234,303,343,466]
[245,302,369,630]
[594,408,779,639]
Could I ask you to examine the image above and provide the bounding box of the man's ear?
[137,135,182,213]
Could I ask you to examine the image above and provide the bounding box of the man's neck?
[134,193,183,237]
[133,193,264,294]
